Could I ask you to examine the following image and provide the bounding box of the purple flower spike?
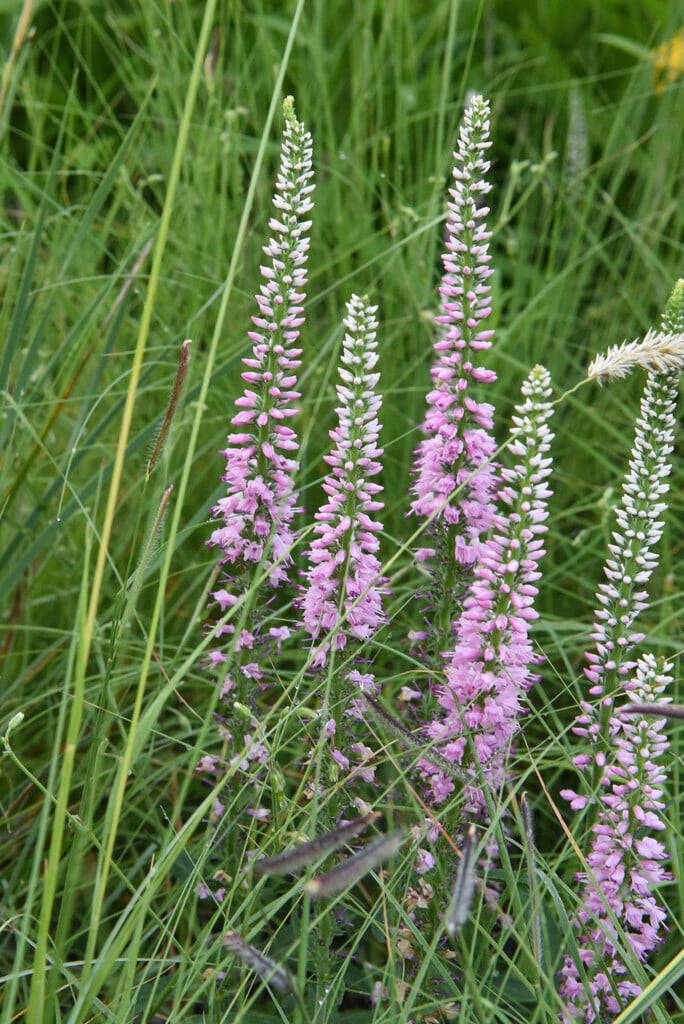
[560,654,672,1022]
[300,294,389,668]
[209,96,314,588]
[559,283,683,1017]
[411,94,498,572]
[423,366,555,808]
[203,98,313,721]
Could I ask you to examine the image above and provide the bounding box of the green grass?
[1,1,683,1022]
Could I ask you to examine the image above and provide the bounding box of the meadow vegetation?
[1,2,683,1022]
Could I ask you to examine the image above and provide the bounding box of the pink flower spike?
[560,654,673,1021]
[561,281,684,1020]
[208,96,314,590]
[422,365,555,806]
[299,294,390,665]
[411,94,499,571]
[200,98,314,784]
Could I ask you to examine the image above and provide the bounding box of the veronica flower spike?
[424,365,555,809]
[560,653,673,1022]
[559,280,684,1019]
[300,294,389,674]
[205,97,314,705]
[565,286,682,787]
[410,93,499,652]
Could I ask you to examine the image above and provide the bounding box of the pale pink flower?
[299,294,389,667]
[423,366,554,808]
[410,94,498,580]
[205,98,314,700]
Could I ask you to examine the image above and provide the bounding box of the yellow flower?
[650,28,684,93]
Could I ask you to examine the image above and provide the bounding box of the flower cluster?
[559,282,682,1017]
[563,366,678,782]
[205,97,314,702]
[199,94,679,1014]
[560,654,672,1022]
[423,365,555,809]
[410,94,498,596]
[299,294,388,669]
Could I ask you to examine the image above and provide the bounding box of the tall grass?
[1,2,683,1022]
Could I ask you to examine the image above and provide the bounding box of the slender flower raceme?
[209,98,313,588]
[204,97,313,737]
[559,280,683,1018]
[300,294,388,670]
[565,367,677,766]
[422,366,555,809]
[410,93,498,655]
[298,295,389,780]
[559,654,672,1022]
